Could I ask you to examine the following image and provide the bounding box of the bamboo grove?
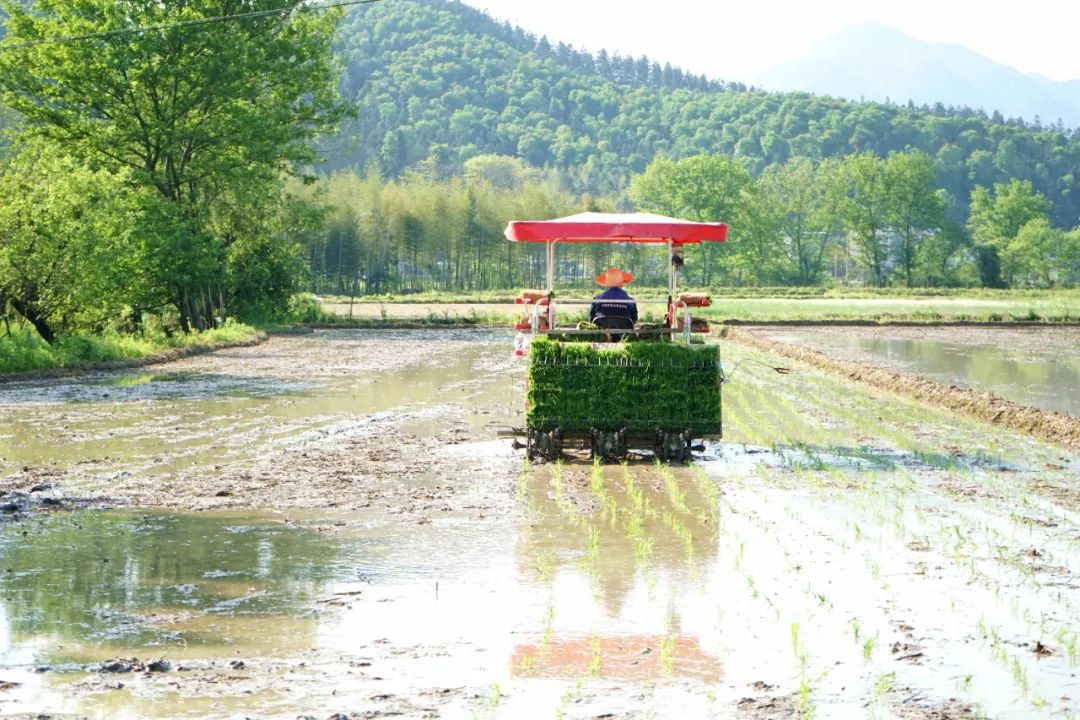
[298,151,1080,296]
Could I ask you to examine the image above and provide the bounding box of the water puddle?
[763,327,1080,416]
[0,330,516,484]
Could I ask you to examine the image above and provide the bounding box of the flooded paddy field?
[752,325,1080,416]
[0,330,1077,719]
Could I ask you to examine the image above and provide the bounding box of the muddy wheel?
[590,428,628,463]
[528,428,563,462]
[656,430,693,464]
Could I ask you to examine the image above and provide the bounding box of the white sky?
[461,0,1080,83]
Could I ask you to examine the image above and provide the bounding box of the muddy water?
[0,330,1078,718]
[762,326,1080,416]
[0,330,515,484]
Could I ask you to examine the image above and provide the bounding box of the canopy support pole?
[667,239,675,328]
[546,240,556,329]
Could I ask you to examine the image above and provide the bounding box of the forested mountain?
[332,0,1080,228]
[753,23,1080,131]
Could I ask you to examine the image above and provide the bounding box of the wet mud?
[0,330,1078,718]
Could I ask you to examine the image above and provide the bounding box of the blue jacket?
[589,287,638,323]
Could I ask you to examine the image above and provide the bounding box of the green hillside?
[333,0,1080,227]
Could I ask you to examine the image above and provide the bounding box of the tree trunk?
[10,297,56,345]
[178,289,191,333]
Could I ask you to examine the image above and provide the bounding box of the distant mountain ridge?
[327,1,1080,227]
[752,23,1080,129]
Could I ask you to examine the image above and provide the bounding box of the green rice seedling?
[517,652,535,675]
[659,635,677,675]
[517,458,532,504]
[589,633,602,677]
[585,524,601,564]
[656,461,688,514]
[538,602,556,657]
[526,337,721,433]
[874,672,896,698]
[590,458,604,497]
[862,636,877,662]
[471,681,502,720]
[535,550,555,581]
[633,533,654,564]
[797,665,815,719]
[689,464,721,522]
[551,460,566,508]
[1011,656,1030,696]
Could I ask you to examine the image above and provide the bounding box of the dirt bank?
[728,327,1080,451]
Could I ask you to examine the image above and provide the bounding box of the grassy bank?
[320,287,1080,303]
[0,322,262,375]
[320,288,1080,324]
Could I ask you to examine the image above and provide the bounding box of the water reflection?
[0,511,344,666]
[512,463,724,682]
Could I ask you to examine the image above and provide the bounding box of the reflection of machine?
[503,213,729,462]
[511,635,723,682]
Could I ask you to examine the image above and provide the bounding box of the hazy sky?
[461,1,1080,83]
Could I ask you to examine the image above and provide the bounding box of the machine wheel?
[527,428,563,462]
[590,428,628,463]
[655,429,693,464]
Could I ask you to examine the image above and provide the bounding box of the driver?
[589,267,638,327]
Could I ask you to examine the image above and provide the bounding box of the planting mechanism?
[503,212,729,463]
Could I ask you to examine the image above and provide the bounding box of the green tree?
[0,150,135,342]
[967,179,1050,287]
[628,155,756,285]
[1004,218,1076,287]
[841,152,892,287]
[0,0,347,327]
[758,157,844,285]
[916,219,976,287]
[885,150,946,287]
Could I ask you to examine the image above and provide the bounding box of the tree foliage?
[0,149,135,342]
[0,0,348,337]
[968,180,1052,287]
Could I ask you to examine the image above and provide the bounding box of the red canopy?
[505,212,728,245]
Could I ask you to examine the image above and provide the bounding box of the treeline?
[332,0,1080,228]
[300,152,1079,294]
[0,1,345,344]
[631,153,1079,288]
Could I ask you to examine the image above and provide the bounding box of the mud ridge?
[728,327,1080,451]
[0,333,268,385]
